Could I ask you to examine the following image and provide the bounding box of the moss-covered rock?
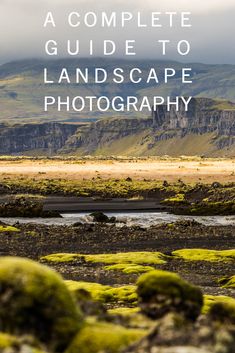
[41,251,167,265]
[104,263,154,274]
[0,225,20,232]
[0,333,47,353]
[218,275,235,288]
[65,280,137,305]
[65,321,145,353]
[203,295,235,314]
[172,249,235,262]
[208,300,235,325]
[0,197,61,218]
[0,257,83,352]
[137,270,203,321]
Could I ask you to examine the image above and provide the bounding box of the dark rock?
[0,122,78,155]
[90,211,116,223]
[124,313,235,353]
[137,270,203,321]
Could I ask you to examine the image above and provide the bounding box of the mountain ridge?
[0,58,235,124]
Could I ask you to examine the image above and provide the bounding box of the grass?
[172,249,235,262]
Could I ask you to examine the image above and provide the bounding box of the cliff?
[0,98,235,157]
[63,117,153,154]
[0,123,78,155]
[62,98,235,156]
[151,98,235,149]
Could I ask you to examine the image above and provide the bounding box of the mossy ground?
[41,252,167,275]
[203,295,235,314]
[219,275,235,288]
[65,321,146,353]
[172,249,235,262]
[2,175,235,216]
[65,280,137,305]
[0,333,47,353]
[0,225,20,232]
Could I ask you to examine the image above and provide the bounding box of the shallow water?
[1,212,235,228]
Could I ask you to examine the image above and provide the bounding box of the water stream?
[1,212,235,227]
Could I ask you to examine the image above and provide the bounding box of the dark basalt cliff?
[62,117,153,153]
[151,98,235,149]
[0,123,78,155]
[0,98,235,156]
[62,98,235,155]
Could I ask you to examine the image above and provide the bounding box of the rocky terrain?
[0,162,234,352]
[0,218,234,353]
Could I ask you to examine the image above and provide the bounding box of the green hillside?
[0,59,235,124]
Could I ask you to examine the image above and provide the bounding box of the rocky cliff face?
[0,98,235,156]
[62,98,235,155]
[0,123,78,155]
[152,98,235,148]
[63,117,153,153]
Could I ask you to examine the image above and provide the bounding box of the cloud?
[0,0,234,64]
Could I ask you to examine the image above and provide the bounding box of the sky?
[0,0,234,65]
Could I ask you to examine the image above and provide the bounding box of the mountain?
[0,97,235,157]
[0,58,235,124]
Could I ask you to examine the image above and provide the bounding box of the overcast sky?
[0,0,234,64]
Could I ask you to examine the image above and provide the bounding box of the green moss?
[65,321,145,353]
[203,295,235,314]
[104,263,155,274]
[65,280,137,305]
[137,270,203,320]
[41,253,83,263]
[0,333,46,353]
[172,249,235,262]
[208,299,235,324]
[218,275,235,288]
[108,307,140,316]
[0,257,83,352]
[0,225,20,232]
[164,193,186,203]
[42,251,167,266]
[0,333,18,349]
[183,201,235,216]
[85,252,167,265]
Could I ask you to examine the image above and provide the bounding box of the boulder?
[137,270,203,321]
[0,257,83,352]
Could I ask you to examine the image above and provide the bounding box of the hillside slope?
[0,59,235,124]
[62,98,235,157]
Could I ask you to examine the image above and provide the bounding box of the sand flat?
[0,157,234,183]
